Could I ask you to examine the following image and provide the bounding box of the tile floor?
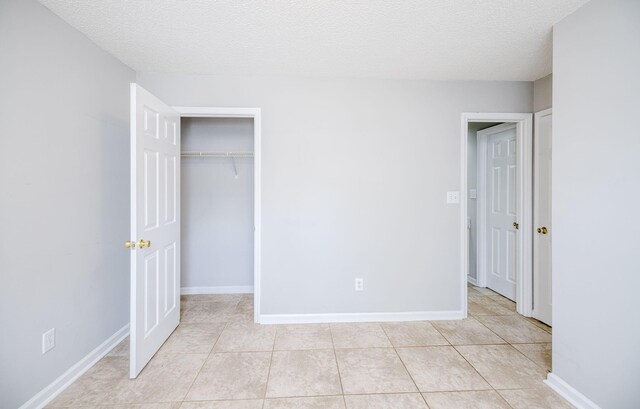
[47,285,570,409]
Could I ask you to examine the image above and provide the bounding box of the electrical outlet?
[446,191,460,204]
[355,278,364,291]
[42,328,55,354]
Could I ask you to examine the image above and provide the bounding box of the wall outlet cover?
[355,278,364,291]
[42,328,55,354]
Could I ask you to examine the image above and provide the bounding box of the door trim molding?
[460,113,533,317]
[173,106,262,323]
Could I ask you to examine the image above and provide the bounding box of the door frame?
[460,113,533,317]
[173,106,262,323]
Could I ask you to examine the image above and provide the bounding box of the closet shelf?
[181,151,254,158]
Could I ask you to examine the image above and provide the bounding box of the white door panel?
[130,84,181,378]
[533,109,552,326]
[481,123,518,300]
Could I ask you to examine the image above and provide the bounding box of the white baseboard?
[259,310,464,324]
[545,373,602,409]
[181,286,254,295]
[467,276,478,286]
[19,324,129,409]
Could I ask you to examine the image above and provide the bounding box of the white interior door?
[480,123,518,300]
[129,84,181,378]
[533,109,552,325]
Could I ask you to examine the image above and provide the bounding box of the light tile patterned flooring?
[47,285,571,409]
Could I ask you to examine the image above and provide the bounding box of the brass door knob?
[513,222,519,230]
[124,240,136,249]
[138,239,151,248]
[537,227,549,234]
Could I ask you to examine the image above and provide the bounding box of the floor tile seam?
[449,342,508,346]
[470,316,512,344]
[328,322,348,409]
[264,392,349,399]
[476,314,549,327]
[206,321,231,358]
[452,344,549,387]
[423,389,517,409]
[524,320,553,334]
[449,344,500,393]
[378,324,429,408]
[180,321,231,404]
[272,346,338,352]
[261,323,277,409]
[210,349,277,354]
[468,298,513,310]
[420,321,452,347]
[178,355,215,401]
[505,342,553,373]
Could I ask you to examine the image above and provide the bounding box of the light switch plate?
[469,189,477,199]
[446,191,460,204]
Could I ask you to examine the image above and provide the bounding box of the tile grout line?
[446,320,519,409]
[378,323,435,409]
[329,324,348,408]
[454,292,517,407]
[471,312,553,374]
[180,312,231,404]
[260,322,278,409]
[456,296,550,402]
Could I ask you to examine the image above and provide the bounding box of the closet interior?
[180,117,255,293]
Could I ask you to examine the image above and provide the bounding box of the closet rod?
[180,151,254,158]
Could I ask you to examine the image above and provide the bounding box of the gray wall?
[0,1,135,407]
[181,118,255,290]
[533,74,552,112]
[138,73,532,315]
[553,0,640,407]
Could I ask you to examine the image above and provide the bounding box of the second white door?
[479,123,518,300]
[533,109,552,325]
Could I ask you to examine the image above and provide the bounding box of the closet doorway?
[176,106,262,321]
[181,117,255,295]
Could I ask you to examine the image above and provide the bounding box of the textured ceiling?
[38,0,588,81]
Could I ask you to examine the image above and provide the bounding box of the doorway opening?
[180,117,255,296]
[460,113,533,317]
[175,107,262,322]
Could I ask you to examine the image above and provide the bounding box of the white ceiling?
[38,0,588,81]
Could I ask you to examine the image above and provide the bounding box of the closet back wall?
[181,118,255,292]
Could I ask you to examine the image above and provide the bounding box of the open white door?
[533,109,552,325]
[479,123,518,301]
[129,84,181,378]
